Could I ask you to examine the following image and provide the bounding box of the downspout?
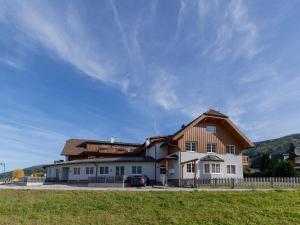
[179,150,181,187]
[154,143,157,184]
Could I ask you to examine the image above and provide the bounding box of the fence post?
[271,177,274,188]
[231,178,235,189]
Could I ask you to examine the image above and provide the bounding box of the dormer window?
[226,145,235,154]
[185,141,197,152]
[206,126,216,133]
[207,143,216,153]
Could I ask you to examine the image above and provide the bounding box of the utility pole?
[0,163,6,183]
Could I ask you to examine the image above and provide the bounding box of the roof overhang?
[156,155,178,162]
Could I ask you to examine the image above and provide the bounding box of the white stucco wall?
[180,152,243,179]
[46,162,155,181]
[146,142,168,159]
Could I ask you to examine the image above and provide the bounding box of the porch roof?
[44,156,155,167]
[156,155,178,162]
[200,155,224,162]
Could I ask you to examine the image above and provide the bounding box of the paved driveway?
[0,184,279,191]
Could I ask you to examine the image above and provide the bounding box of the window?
[204,164,210,173]
[186,163,195,173]
[185,142,197,152]
[207,143,216,153]
[206,126,216,133]
[99,166,109,175]
[160,165,166,174]
[132,166,142,174]
[226,145,235,154]
[127,147,133,153]
[211,164,220,173]
[115,166,125,176]
[48,169,51,175]
[73,167,80,175]
[85,167,94,175]
[227,165,236,174]
[204,164,221,174]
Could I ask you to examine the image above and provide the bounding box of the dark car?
[130,175,149,187]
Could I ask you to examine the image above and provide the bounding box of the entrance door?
[115,166,124,176]
[55,168,60,181]
[159,164,166,185]
[61,167,69,181]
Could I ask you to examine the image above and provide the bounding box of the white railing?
[182,177,300,189]
[88,176,127,184]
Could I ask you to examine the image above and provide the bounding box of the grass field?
[0,190,299,225]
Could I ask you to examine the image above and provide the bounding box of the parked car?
[130,175,149,187]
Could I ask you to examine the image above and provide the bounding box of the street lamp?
[0,163,6,182]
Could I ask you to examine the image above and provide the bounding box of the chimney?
[146,138,150,147]
[110,136,115,144]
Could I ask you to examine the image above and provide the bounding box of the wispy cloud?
[0,56,25,71]
[150,69,178,111]
[201,0,262,60]
[1,1,115,82]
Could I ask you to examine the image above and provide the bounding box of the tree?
[273,161,299,177]
[289,143,296,158]
[12,169,24,181]
[260,153,273,176]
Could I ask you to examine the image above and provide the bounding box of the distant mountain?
[243,133,300,160]
[0,164,46,179]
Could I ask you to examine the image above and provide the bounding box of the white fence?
[18,176,46,186]
[182,177,300,189]
[88,176,127,187]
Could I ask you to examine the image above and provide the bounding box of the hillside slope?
[243,133,300,160]
[0,164,45,179]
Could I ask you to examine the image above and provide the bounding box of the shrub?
[12,169,24,181]
[272,161,299,177]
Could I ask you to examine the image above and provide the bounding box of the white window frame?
[203,163,221,174]
[99,166,109,175]
[85,167,94,175]
[206,126,216,134]
[73,167,80,175]
[226,145,236,154]
[207,143,216,153]
[132,166,142,175]
[185,141,197,152]
[186,163,195,173]
[227,165,236,174]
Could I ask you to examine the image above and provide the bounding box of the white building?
[45,109,254,186]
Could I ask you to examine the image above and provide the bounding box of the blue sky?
[1,0,300,171]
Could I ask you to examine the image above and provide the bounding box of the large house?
[45,109,254,186]
[287,144,300,172]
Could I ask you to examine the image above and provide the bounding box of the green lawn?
[0,190,299,225]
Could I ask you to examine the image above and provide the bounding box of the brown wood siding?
[176,119,243,155]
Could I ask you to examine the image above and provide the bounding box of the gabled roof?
[172,109,254,149]
[203,109,228,118]
[172,109,226,137]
